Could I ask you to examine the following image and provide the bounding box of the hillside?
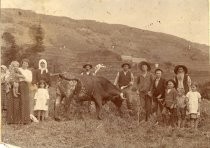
[1,8,209,70]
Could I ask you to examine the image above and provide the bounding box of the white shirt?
[114,71,134,86]
[155,78,160,87]
[19,68,32,83]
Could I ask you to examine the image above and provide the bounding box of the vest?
[118,71,132,87]
[175,74,189,94]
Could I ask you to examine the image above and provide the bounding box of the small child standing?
[34,80,50,121]
[186,82,201,130]
[162,79,177,127]
[176,88,187,128]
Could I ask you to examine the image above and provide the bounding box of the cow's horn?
[120,93,126,100]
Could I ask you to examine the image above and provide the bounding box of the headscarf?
[39,59,48,74]
[1,65,9,82]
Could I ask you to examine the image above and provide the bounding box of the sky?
[1,0,209,45]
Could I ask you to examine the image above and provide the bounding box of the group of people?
[113,61,201,129]
[1,59,50,124]
[1,59,202,129]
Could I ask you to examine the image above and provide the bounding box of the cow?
[54,74,126,120]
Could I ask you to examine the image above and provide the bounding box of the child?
[34,80,50,121]
[186,82,201,130]
[8,61,22,97]
[176,88,187,128]
[162,79,177,127]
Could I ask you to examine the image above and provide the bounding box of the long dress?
[18,68,32,124]
[6,83,21,124]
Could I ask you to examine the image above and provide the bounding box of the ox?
[54,75,126,120]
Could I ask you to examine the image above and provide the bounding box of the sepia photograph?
[0,0,210,147]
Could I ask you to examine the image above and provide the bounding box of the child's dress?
[186,91,201,117]
[34,88,49,111]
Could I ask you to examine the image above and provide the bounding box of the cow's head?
[111,92,126,108]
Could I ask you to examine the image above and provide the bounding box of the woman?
[1,65,9,112]
[32,59,51,118]
[32,59,51,86]
[18,59,33,124]
[6,61,28,124]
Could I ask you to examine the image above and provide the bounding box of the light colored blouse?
[19,68,32,83]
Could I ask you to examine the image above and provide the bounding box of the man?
[114,63,134,110]
[81,64,95,76]
[136,61,153,122]
[152,69,165,121]
[174,65,191,94]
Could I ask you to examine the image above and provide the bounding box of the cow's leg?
[94,95,103,120]
[54,95,62,121]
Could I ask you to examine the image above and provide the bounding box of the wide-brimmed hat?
[83,64,93,69]
[121,63,131,69]
[174,65,188,74]
[139,61,151,71]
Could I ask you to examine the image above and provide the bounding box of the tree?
[21,24,45,67]
[1,32,21,65]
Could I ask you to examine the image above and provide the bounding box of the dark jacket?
[118,71,132,88]
[152,78,166,99]
[32,69,51,86]
[164,88,177,108]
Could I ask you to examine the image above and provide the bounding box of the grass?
[2,89,210,148]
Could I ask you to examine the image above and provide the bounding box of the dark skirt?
[1,83,7,110]
[6,87,21,124]
[6,82,31,124]
[19,81,31,124]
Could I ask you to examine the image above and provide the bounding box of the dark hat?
[83,64,93,69]
[155,68,163,73]
[121,63,131,69]
[139,61,151,71]
[174,65,188,74]
[166,79,176,87]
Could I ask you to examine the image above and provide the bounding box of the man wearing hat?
[81,64,95,76]
[174,65,191,94]
[136,61,154,122]
[114,63,134,111]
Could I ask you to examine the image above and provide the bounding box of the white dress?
[34,88,49,111]
[186,91,201,115]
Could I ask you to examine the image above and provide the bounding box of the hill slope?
[1,8,209,69]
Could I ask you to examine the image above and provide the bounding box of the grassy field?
[2,88,210,148]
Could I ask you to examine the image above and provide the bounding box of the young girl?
[162,79,177,127]
[176,88,187,128]
[186,82,201,130]
[34,80,50,121]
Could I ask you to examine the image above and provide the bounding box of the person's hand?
[158,99,163,102]
[46,100,49,106]
[34,100,37,106]
[147,91,152,97]
[157,94,162,99]
[129,82,133,86]
[136,90,140,95]
[170,104,174,109]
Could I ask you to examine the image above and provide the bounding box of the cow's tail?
[59,74,79,82]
